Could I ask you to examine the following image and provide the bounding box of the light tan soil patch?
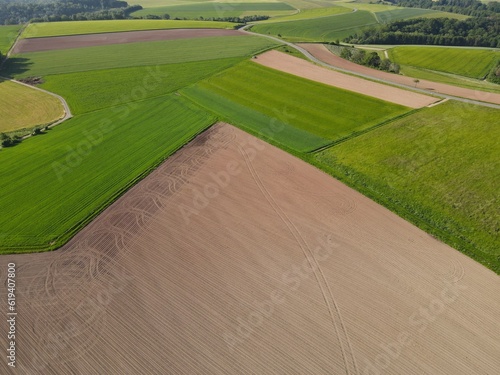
[12,29,242,54]
[254,50,437,108]
[0,123,498,374]
[301,43,500,105]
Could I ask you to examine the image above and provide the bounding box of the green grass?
[250,10,378,42]
[21,19,237,38]
[314,101,500,273]
[4,35,280,77]
[256,6,350,22]
[0,25,22,54]
[39,57,244,114]
[400,65,500,94]
[389,46,500,79]
[374,8,438,23]
[0,78,64,132]
[182,61,409,152]
[0,95,214,252]
[133,2,295,18]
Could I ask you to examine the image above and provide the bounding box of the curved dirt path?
[0,76,73,136]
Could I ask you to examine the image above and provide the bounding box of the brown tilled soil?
[254,50,438,108]
[300,43,500,105]
[1,123,499,374]
[11,29,242,54]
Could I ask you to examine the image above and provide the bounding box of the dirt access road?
[1,123,498,374]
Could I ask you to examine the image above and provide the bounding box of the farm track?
[11,29,243,54]
[1,123,499,374]
[0,75,72,134]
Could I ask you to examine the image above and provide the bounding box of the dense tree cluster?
[487,61,500,84]
[344,17,500,47]
[0,0,132,24]
[340,47,401,73]
[387,0,500,18]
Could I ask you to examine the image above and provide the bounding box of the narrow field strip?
[12,29,243,54]
[254,50,437,108]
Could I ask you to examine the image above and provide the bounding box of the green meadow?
[5,35,280,77]
[182,61,409,152]
[0,95,214,252]
[315,101,500,273]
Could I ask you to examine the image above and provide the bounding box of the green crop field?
[256,6,350,22]
[132,2,295,18]
[21,19,237,38]
[0,25,22,54]
[0,79,64,132]
[399,65,500,94]
[182,61,409,152]
[374,8,438,23]
[40,57,244,115]
[389,46,500,79]
[0,95,214,252]
[250,10,378,42]
[4,35,280,77]
[315,101,500,273]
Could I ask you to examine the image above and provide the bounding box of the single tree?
[413,79,420,87]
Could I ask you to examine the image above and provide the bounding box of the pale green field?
[0,79,64,132]
[256,6,350,22]
[21,20,237,38]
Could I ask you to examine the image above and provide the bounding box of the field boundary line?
[308,108,422,154]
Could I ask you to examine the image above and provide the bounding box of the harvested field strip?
[12,29,243,54]
[0,78,64,132]
[0,95,214,252]
[300,43,500,104]
[254,50,437,108]
[5,35,280,78]
[315,101,500,273]
[250,10,378,42]
[40,57,244,115]
[1,124,499,374]
[182,60,410,151]
[21,20,237,38]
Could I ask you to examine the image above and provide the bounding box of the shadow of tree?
[0,57,33,78]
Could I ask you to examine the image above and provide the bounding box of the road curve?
[0,75,73,137]
[239,26,500,109]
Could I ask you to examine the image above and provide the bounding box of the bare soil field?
[254,50,438,108]
[300,43,500,105]
[1,123,499,374]
[11,29,242,53]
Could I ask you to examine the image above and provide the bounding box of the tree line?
[387,0,500,18]
[344,17,500,48]
[0,0,132,24]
